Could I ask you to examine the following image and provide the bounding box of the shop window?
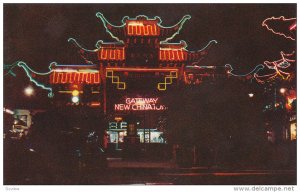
[290,123,297,141]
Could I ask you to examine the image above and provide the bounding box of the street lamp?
[24,85,34,97]
[71,96,79,103]
[280,88,287,94]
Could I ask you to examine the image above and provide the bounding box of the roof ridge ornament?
[160,15,191,43]
[191,40,218,53]
[68,38,100,52]
[9,61,56,97]
[96,12,124,43]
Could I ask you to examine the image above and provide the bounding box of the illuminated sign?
[114,97,167,111]
[109,121,128,130]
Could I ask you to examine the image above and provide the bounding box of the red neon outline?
[289,23,296,31]
[254,51,295,83]
[262,16,296,41]
[105,67,179,72]
[50,71,101,84]
[127,23,159,36]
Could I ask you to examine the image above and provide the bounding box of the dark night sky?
[3,4,296,108]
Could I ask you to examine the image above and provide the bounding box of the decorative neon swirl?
[13,61,56,97]
[68,38,100,64]
[226,51,295,83]
[189,40,218,64]
[262,16,296,41]
[96,12,125,43]
[160,15,191,43]
[68,38,100,53]
[225,64,265,77]
[254,51,295,83]
[4,63,18,77]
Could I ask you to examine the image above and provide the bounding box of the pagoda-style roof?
[68,38,126,63]
[69,37,217,65]
[159,40,218,63]
[95,12,191,43]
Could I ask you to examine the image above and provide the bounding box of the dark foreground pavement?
[6,158,296,185]
[101,158,296,185]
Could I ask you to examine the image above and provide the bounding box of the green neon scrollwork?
[15,61,56,97]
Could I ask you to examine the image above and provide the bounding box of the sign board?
[109,121,128,131]
[114,97,167,111]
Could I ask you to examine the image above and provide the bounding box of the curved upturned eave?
[186,40,218,63]
[16,61,55,97]
[160,15,191,43]
[68,38,100,65]
[95,12,125,43]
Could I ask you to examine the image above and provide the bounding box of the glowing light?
[248,93,254,98]
[290,123,296,141]
[262,16,296,41]
[90,102,101,107]
[280,88,287,94]
[114,117,123,122]
[24,86,34,96]
[72,96,79,103]
[72,90,80,97]
[4,108,14,115]
[286,96,296,110]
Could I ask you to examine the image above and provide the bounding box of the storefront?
[105,96,168,152]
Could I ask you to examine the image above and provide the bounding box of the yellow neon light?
[157,71,178,91]
[58,91,83,94]
[106,70,126,90]
[72,90,80,96]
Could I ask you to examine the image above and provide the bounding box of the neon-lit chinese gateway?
[13,13,234,152]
